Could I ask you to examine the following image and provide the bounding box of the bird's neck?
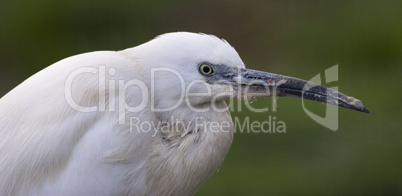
[144,101,234,195]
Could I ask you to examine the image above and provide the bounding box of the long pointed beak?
[212,67,370,113]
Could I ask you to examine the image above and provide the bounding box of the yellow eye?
[199,63,214,76]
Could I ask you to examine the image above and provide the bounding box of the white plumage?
[0,32,241,196]
[0,32,368,196]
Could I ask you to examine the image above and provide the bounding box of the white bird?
[0,32,369,196]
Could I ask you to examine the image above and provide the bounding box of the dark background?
[0,0,400,195]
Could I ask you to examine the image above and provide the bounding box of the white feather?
[0,32,244,195]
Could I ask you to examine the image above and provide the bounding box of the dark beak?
[211,67,369,113]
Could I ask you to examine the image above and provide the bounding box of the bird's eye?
[199,63,214,76]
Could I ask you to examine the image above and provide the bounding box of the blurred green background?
[0,0,400,195]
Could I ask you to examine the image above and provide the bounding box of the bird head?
[122,32,369,113]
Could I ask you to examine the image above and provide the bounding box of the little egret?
[0,32,369,196]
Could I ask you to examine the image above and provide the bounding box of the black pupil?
[202,66,210,73]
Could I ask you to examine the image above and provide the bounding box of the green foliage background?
[0,0,400,195]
